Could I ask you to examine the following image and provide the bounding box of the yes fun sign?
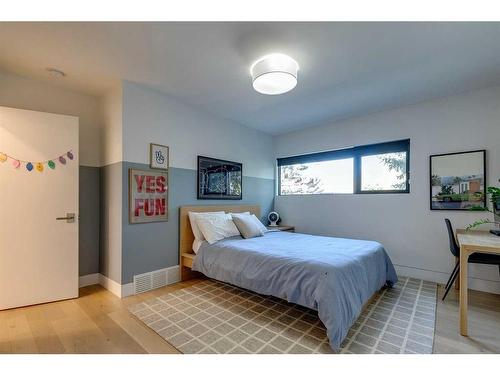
[129,169,168,223]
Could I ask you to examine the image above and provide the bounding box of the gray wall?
[115,81,277,285]
[121,162,275,284]
[79,166,100,276]
[84,161,275,283]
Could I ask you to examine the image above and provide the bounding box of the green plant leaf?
[465,219,493,231]
[469,205,488,211]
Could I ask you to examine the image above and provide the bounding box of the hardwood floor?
[434,284,500,353]
[0,279,499,353]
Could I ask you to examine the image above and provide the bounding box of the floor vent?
[134,273,152,295]
[132,266,179,296]
[134,268,168,295]
[152,269,167,289]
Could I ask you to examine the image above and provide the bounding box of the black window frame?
[277,139,410,195]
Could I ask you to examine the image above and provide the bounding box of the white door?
[0,106,79,310]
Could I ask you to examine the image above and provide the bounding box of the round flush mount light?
[250,53,299,95]
[46,67,66,78]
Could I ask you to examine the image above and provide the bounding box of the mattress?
[192,230,398,350]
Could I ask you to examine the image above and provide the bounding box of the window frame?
[277,139,410,196]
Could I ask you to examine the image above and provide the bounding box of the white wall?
[275,85,500,294]
[122,81,275,178]
[0,71,102,167]
[99,84,123,284]
[100,83,123,166]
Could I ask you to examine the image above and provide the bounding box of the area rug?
[128,276,436,354]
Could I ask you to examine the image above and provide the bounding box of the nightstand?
[266,225,295,232]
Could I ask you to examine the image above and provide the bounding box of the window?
[360,152,408,192]
[280,158,354,195]
[278,139,410,195]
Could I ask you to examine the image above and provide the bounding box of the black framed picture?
[197,156,242,200]
[430,150,486,210]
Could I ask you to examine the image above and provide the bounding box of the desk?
[456,229,500,336]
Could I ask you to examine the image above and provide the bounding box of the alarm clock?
[268,211,280,226]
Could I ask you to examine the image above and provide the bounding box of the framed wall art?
[150,143,169,170]
[197,156,242,200]
[129,168,168,223]
[430,150,486,210]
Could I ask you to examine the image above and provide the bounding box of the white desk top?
[457,229,500,253]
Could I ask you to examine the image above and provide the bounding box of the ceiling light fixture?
[250,53,299,95]
[46,68,66,78]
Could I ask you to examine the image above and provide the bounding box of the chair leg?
[442,264,460,301]
[444,262,459,291]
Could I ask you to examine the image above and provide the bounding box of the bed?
[179,205,398,351]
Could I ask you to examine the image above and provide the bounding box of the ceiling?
[1,22,500,135]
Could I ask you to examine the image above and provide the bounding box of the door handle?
[56,213,75,223]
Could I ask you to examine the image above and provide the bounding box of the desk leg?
[454,256,460,290]
[459,246,470,336]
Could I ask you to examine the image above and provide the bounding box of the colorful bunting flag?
[0,149,75,173]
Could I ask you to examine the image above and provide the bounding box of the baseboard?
[79,273,100,288]
[98,274,123,298]
[83,265,498,297]
[167,265,180,284]
[121,282,135,298]
[394,265,450,284]
[95,265,181,299]
[79,273,123,297]
[395,264,500,294]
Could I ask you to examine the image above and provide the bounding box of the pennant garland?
[0,150,75,173]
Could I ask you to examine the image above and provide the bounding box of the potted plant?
[466,186,500,234]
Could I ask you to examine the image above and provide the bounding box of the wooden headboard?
[179,205,260,281]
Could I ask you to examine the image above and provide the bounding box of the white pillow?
[188,211,225,241]
[229,212,268,234]
[192,239,206,254]
[231,214,264,239]
[253,215,269,234]
[195,214,241,244]
[227,211,250,217]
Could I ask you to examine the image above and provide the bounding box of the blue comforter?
[192,231,397,350]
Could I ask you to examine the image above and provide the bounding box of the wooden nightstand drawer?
[266,225,295,232]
